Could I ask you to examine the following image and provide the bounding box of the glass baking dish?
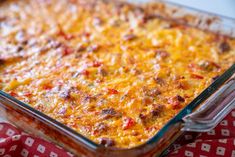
[0,0,235,156]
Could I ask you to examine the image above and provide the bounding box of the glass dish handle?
[182,75,235,132]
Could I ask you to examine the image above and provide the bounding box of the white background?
[133,0,235,18]
[166,0,235,18]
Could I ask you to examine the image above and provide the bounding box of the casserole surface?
[0,0,235,148]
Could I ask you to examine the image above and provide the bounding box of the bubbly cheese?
[0,0,234,148]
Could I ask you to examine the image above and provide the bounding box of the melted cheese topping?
[0,0,235,148]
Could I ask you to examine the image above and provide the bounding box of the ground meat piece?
[16,45,24,52]
[130,68,142,75]
[0,16,7,22]
[142,14,157,23]
[122,34,136,41]
[93,122,108,135]
[139,104,164,125]
[101,108,121,119]
[99,138,115,147]
[82,95,97,103]
[0,59,5,65]
[139,113,150,125]
[142,96,153,105]
[168,95,185,110]
[98,67,108,77]
[176,79,189,90]
[59,87,78,99]
[76,43,86,52]
[102,108,116,115]
[87,44,99,53]
[143,87,161,97]
[59,88,70,99]
[154,77,165,86]
[34,103,46,112]
[219,41,230,53]
[139,113,146,122]
[46,39,62,49]
[176,95,185,102]
[155,50,169,59]
[93,17,103,26]
[150,104,164,117]
[212,75,220,82]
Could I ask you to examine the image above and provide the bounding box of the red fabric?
[0,109,234,157]
[167,109,235,157]
[0,123,73,157]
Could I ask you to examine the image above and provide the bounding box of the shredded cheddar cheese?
[0,0,234,148]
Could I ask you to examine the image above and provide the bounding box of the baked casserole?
[0,0,234,148]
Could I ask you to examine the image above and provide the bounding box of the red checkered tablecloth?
[167,109,235,157]
[0,123,73,157]
[0,109,234,157]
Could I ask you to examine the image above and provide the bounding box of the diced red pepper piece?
[23,92,32,97]
[172,101,181,110]
[9,91,18,97]
[211,62,221,69]
[123,117,135,130]
[145,126,157,132]
[62,46,73,56]
[168,95,184,110]
[92,61,102,67]
[81,70,90,76]
[191,73,204,79]
[58,30,75,40]
[43,84,53,90]
[107,88,119,94]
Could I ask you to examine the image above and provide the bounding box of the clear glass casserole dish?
[0,0,235,156]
